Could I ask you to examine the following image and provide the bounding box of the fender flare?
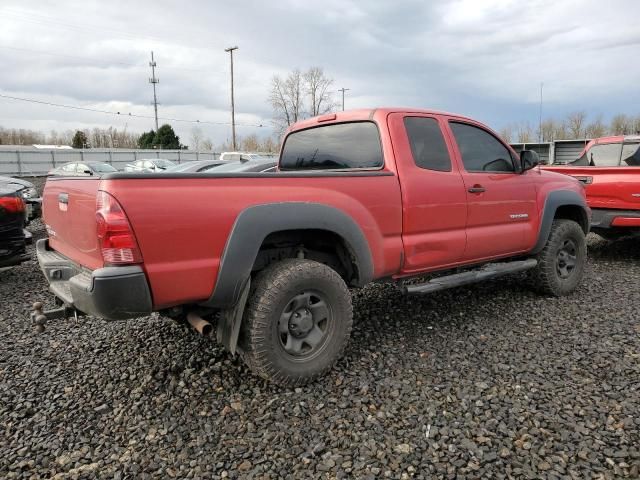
[202,202,375,309]
[531,190,590,254]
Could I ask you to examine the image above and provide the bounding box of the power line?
[0,93,264,127]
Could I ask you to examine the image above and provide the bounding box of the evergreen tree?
[153,124,180,149]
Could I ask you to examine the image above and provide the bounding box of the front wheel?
[240,259,353,386]
[529,219,587,296]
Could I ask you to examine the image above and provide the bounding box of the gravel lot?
[1,208,639,478]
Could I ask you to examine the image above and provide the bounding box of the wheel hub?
[289,308,313,337]
[556,239,577,279]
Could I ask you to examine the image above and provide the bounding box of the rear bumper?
[36,239,152,320]
[591,208,640,229]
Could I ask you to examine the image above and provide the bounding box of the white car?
[124,159,176,173]
[219,152,273,162]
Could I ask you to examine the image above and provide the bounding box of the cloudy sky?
[0,0,638,146]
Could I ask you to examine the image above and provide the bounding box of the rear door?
[389,113,467,272]
[43,178,103,270]
[446,120,537,260]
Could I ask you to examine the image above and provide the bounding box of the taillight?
[0,196,25,214]
[96,191,142,265]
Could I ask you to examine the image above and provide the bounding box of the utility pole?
[538,82,543,143]
[149,51,159,131]
[225,46,239,150]
[338,88,350,111]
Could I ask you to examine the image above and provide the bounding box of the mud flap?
[217,278,250,355]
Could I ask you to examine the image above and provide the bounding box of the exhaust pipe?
[187,312,212,336]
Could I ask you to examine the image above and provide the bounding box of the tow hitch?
[30,301,79,333]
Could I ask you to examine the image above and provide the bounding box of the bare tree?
[242,134,260,151]
[269,67,337,134]
[190,127,203,151]
[304,67,336,116]
[584,115,607,138]
[498,125,513,143]
[269,70,304,134]
[565,111,587,138]
[610,114,632,135]
[201,138,213,150]
[260,136,279,153]
[516,122,534,143]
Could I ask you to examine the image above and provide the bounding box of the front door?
[446,120,537,261]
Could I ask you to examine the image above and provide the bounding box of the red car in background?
[544,135,640,239]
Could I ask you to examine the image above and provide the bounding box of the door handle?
[468,185,485,194]
[58,193,69,204]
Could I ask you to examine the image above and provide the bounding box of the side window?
[587,144,622,166]
[280,122,383,170]
[76,163,89,174]
[403,117,451,171]
[62,163,76,172]
[620,143,640,166]
[450,122,515,173]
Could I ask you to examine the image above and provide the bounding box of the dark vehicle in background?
[49,162,118,176]
[544,135,640,239]
[0,187,29,268]
[164,160,224,173]
[0,175,41,222]
[124,159,176,173]
[204,157,277,173]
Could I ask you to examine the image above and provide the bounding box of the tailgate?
[43,178,103,270]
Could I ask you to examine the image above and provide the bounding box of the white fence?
[0,148,220,176]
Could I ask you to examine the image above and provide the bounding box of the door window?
[403,117,451,171]
[586,143,622,166]
[450,122,515,173]
[621,143,640,166]
[62,163,76,172]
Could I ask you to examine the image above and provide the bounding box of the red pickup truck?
[544,135,640,239]
[36,108,590,385]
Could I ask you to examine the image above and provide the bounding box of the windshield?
[89,162,118,173]
[155,159,176,168]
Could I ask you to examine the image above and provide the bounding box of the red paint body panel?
[42,108,587,311]
[544,165,640,211]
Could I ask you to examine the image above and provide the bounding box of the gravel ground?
[1,212,639,478]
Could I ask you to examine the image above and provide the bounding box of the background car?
[49,161,118,176]
[163,160,224,173]
[204,157,277,173]
[124,159,176,173]
[218,152,276,162]
[0,175,41,222]
[0,187,29,268]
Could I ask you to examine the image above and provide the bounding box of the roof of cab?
[285,107,475,135]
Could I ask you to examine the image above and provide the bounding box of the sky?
[0,0,639,147]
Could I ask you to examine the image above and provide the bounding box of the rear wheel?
[530,219,586,296]
[240,259,353,386]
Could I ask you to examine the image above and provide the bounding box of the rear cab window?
[280,122,383,171]
[621,143,640,166]
[584,143,622,167]
[403,117,451,171]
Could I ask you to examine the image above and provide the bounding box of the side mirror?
[520,150,539,172]
[83,170,93,176]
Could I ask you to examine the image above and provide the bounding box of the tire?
[530,219,586,296]
[240,259,353,386]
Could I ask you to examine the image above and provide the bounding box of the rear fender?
[201,202,374,309]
